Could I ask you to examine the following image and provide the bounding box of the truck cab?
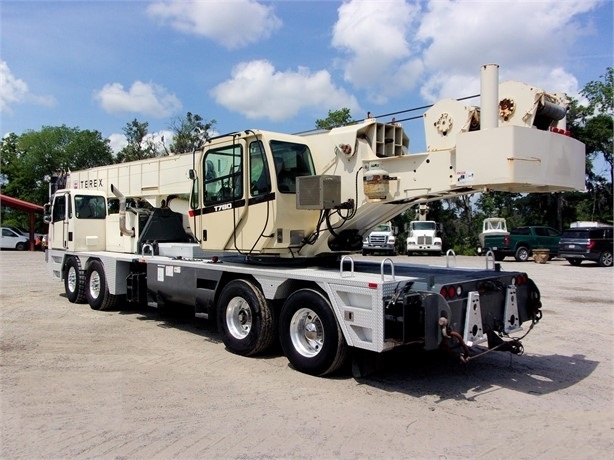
[406,220,442,255]
[362,222,397,256]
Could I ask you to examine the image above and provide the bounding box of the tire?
[85,260,120,311]
[15,242,26,251]
[217,279,275,356]
[494,252,505,261]
[279,288,348,376]
[567,258,582,266]
[598,250,613,267]
[514,246,530,262]
[64,257,86,304]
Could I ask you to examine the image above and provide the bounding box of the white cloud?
[0,60,55,113]
[147,0,281,49]
[107,133,128,154]
[93,81,182,118]
[210,60,361,121]
[331,0,423,103]
[415,0,600,100]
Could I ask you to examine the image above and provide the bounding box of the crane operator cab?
[190,132,321,258]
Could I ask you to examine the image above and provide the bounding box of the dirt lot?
[1,251,612,459]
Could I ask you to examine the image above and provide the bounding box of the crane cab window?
[270,140,315,193]
[75,195,106,219]
[203,145,243,206]
[249,141,271,196]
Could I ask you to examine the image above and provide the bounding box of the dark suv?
[558,226,613,267]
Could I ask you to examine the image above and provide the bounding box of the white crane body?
[44,65,585,375]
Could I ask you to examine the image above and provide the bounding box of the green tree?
[168,112,216,154]
[0,125,113,228]
[315,108,353,130]
[564,67,613,224]
[116,119,158,162]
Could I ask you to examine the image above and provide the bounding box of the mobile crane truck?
[44,65,585,376]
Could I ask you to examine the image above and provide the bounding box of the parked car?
[5,226,45,250]
[483,226,561,261]
[558,226,613,267]
[0,227,29,251]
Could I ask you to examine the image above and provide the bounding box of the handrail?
[485,250,495,270]
[380,257,395,281]
[340,255,354,277]
[142,243,154,256]
[445,249,457,268]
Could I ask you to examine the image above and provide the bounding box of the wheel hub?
[226,298,252,339]
[290,308,324,357]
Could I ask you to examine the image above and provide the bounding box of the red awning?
[0,194,45,251]
[0,194,44,212]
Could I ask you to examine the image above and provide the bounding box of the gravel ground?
[1,250,612,459]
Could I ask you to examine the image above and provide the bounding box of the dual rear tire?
[63,257,120,310]
[217,281,347,376]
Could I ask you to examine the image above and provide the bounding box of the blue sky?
[1,0,612,154]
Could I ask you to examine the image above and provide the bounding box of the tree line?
[2,69,612,252]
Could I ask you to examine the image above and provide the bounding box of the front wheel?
[515,246,530,262]
[15,242,26,251]
[279,289,348,376]
[598,250,613,267]
[85,260,120,311]
[216,279,275,356]
[64,257,86,303]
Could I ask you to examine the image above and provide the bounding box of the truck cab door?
[198,142,249,251]
[49,192,71,250]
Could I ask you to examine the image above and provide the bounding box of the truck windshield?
[75,195,106,219]
[373,224,391,232]
[412,222,436,230]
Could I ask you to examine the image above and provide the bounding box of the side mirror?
[188,169,196,180]
[43,203,52,224]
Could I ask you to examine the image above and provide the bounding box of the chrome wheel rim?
[226,297,252,339]
[67,266,77,293]
[89,271,101,299]
[290,308,324,358]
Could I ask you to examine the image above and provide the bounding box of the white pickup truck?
[362,222,397,256]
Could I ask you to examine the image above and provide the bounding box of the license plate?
[568,244,576,248]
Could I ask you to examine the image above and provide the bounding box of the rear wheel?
[598,250,613,267]
[217,279,275,356]
[279,289,348,376]
[567,258,582,266]
[515,246,530,262]
[64,257,86,303]
[85,260,120,311]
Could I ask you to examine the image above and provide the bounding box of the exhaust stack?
[111,184,135,237]
[480,64,499,130]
